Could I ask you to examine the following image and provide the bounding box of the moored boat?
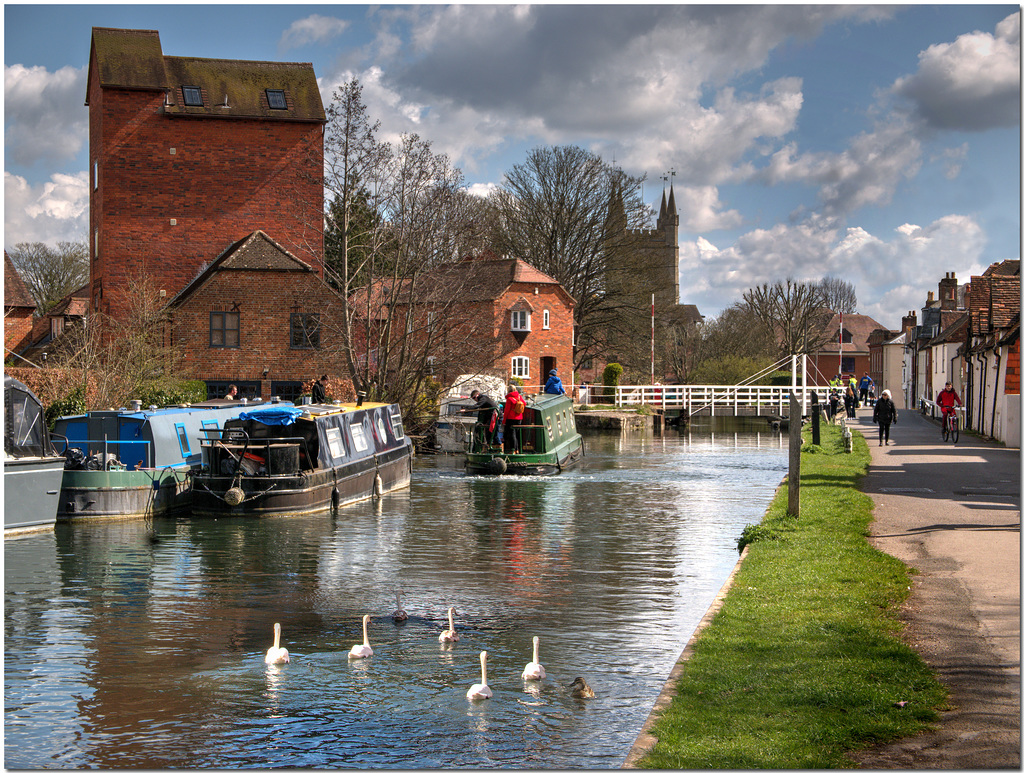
[4,376,67,534]
[465,393,583,475]
[191,400,413,516]
[435,374,506,453]
[53,398,284,520]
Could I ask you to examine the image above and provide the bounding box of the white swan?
[467,650,493,700]
[521,635,545,680]
[348,614,373,658]
[264,622,290,665]
[439,606,459,643]
[392,590,408,623]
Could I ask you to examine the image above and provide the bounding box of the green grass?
[636,423,947,769]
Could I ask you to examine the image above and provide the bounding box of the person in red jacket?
[503,387,527,454]
[936,382,962,420]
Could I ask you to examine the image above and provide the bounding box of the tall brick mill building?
[86,27,327,398]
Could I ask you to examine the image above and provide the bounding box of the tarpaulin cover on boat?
[238,407,303,426]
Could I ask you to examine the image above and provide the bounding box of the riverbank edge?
[622,543,753,768]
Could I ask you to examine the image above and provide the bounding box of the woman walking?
[872,389,898,445]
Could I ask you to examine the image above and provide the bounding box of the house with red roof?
[4,253,36,357]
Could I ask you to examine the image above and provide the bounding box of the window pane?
[182,86,203,106]
[266,89,287,109]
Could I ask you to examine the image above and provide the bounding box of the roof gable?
[4,253,36,309]
[88,28,167,98]
[166,231,316,307]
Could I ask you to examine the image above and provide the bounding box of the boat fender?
[373,473,384,499]
[223,487,245,506]
[332,487,340,512]
[487,457,507,474]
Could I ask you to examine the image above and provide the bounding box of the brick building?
[809,312,888,384]
[352,253,575,393]
[165,231,346,401]
[85,27,325,322]
[4,253,36,357]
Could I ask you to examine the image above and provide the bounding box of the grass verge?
[635,422,947,769]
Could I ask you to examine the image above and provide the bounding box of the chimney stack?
[902,311,917,335]
[938,271,958,310]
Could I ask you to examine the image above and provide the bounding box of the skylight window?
[182,86,203,107]
[266,89,287,109]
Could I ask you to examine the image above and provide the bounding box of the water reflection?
[6,428,786,768]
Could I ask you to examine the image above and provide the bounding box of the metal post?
[811,391,820,445]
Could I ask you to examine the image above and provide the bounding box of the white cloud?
[4,64,88,167]
[682,214,989,327]
[279,15,350,52]
[892,11,1021,131]
[4,171,89,248]
[674,185,744,232]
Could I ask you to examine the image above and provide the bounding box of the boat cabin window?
[390,412,405,439]
[350,424,369,453]
[556,413,563,436]
[5,386,47,456]
[545,416,554,442]
[376,416,389,442]
[175,423,191,456]
[325,427,346,460]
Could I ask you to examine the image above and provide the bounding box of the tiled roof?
[166,231,319,307]
[983,259,1020,277]
[4,252,36,309]
[87,27,325,123]
[816,312,888,354]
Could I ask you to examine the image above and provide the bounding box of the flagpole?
[650,293,655,384]
[838,311,843,380]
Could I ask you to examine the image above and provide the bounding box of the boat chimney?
[357,392,365,407]
[240,398,248,405]
[271,395,280,403]
[130,400,142,412]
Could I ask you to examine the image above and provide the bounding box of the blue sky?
[4,4,1020,327]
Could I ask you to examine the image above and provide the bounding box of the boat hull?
[57,468,191,520]
[4,456,65,533]
[465,435,584,476]
[191,444,413,516]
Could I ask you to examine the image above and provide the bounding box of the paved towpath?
[846,407,1020,768]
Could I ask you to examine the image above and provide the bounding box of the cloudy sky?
[4,4,1020,327]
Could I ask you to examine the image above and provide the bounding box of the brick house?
[351,252,575,393]
[4,253,36,357]
[85,27,325,322]
[809,312,888,384]
[165,231,347,401]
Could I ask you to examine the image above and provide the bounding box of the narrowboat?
[4,376,67,534]
[435,374,505,453]
[465,393,583,475]
[191,400,413,516]
[53,398,283,520]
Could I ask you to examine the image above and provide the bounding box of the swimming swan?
[348,614,373,659]
[264,622,290,665]
[521,636,545,681]
[439,606,459,643]
[392,591,408,623]
[467,650,493,700]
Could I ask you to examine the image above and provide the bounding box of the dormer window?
[266,89,287,109]
[511,309,531,331]
[182,86,203,107]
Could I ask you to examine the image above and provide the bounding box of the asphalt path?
[846,407,1021,769]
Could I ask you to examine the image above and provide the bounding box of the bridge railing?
[606,384,832,416]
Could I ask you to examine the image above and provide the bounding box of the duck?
[439,606,459,643]
[569,676,595,699]
[348,614,373,659]
[392,590,408,624]
[521,636,545,681]
[466,650,493,700]
[264,622,290,665]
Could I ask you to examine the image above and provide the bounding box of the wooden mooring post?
[788,392,800,517]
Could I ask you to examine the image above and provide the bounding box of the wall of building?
[494,283,574,390]
[4,308,35,355]
[89,72,323,321]
[169,268,342,399]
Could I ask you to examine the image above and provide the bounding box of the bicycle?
[941,408,959,443]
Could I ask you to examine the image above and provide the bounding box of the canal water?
[5,426,787,769]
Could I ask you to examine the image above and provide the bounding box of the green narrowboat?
[465,393,584,475]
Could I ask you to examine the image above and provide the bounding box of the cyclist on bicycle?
[936,382,961,424]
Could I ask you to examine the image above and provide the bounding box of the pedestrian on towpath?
[872,389,897,445]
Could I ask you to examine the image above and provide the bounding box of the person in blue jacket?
[544,369,566,395]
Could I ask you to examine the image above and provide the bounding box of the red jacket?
[936,388,961,409]
[504,391,526,421]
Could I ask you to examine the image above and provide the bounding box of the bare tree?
[741,279,833,358]
[6,241,89,314]
[487,145,653,372]
[817,276,857,313]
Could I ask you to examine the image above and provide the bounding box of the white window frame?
[511,356,530,379]
[543,309,550,329]
[511,309,531,331]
